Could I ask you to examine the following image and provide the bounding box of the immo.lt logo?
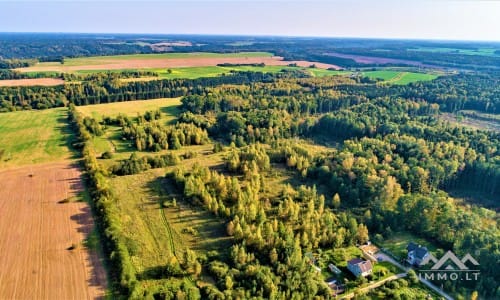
[419,251,480,281]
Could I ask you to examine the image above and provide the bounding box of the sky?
[0,0,499,41]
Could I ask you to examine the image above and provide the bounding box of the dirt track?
[0,162,106,299]
[17,56,340,72]
[0,78,64,87]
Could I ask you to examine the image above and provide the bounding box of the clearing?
[377,231,438,260]
[0,78,64,87]
[439,112,500,133]
[0,161,107,299]
[108,167,230,278]
[0,108,74,168]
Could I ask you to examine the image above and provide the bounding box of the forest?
[1,34,498,299]
[63,69,499,299]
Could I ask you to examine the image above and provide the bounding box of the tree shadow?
[55,112,80,160]
[70,205,108,298]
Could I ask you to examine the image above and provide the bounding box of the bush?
[101,151,113,159]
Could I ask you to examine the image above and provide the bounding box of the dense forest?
[173,77,499,298]
[65,70,499,299]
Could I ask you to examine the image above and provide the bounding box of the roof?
[407,242,418,252]
[358,260,373,273]
[348,258,364,265]
[348,258,373,272]
[407,242,429,260]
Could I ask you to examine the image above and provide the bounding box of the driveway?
[375,251,454,300]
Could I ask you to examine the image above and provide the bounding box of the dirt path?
[0,161,107,299]
[341,273,407,299]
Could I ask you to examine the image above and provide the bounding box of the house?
[347,258,373,277]
[407,242,430,267]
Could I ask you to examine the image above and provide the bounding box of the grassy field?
[0,108,74,168]
[76,98,183,160]
[363,70,438,85]
[378,231,438,260]
[109,169,230,272]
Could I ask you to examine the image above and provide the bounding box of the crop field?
[76,97,181,120]
[0,162,107,299]
[0,108,74,168]
[64,51,274,64]
[16,51,340,73]
[0,78,64,87]
[362,70,438,85]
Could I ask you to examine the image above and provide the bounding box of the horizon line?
[1,31,499,44]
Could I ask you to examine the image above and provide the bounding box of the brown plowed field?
[0,78,64,87]
[0,162,107,299]
[17,56,340,73]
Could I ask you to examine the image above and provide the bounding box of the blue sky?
[0,0,499,41]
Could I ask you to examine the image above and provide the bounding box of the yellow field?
[76,98,182,120]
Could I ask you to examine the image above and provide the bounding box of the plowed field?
[0,162,107,299]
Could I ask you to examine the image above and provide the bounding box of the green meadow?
[0,108,73,168]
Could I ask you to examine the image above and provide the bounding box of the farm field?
[0,78,64,87]
[362,70,438,84]
[16,52,340,73]
[117,65,345,81]
[0,161,107,299]
[76,97,181,120]
[0,108,74,168]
